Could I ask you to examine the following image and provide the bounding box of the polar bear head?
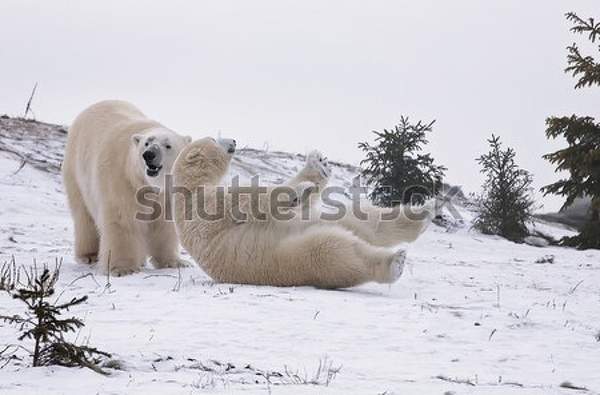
[131,128,192,188]
[173,137,236,188]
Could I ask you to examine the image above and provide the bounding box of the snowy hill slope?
[0,117,599,395]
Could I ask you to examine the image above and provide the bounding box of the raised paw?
[306,150,331,179]
[292,181,318,207]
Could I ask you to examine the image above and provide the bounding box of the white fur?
[62,100,191,275]
[173,140,435,289]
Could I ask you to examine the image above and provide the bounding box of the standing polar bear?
[172,137,439,289]
[63,100,191,275]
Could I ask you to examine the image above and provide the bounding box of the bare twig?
[568,280,584,295]
[176,357,341,387]
[67,272,101,288]
[560,381,588,391]
[0,256,20,292]
[172,265,182,292]
[101,251,113,295]
[0,345,22,369]
[23,83,38,119]
[12,159,27,175]
[495,284,501,308]
[435,374,476,386]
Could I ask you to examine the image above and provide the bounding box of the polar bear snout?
[142,149,155,161]
[143,144,163,177]
[217,138,236,154]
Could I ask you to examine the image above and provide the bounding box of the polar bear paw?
[387,249,406,283]
[76,253,98,265]
[305,150,331,180]
[108,265,141,277]
[291,181,318,208]
[150,256,193,269]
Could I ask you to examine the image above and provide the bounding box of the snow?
[1,122,599,395]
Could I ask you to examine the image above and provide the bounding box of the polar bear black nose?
[143,150,156,162]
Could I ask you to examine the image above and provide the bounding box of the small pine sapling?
[474,135,535,242]
[0,262,111,374]
[358,116,446,206]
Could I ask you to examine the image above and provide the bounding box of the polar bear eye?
[165,144,172,150]
[144,142,149,147]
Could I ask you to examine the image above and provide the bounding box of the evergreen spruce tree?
[541,12,600,249]
[0,264,111,374]
[358,116,446,206]
[474,135,535,242]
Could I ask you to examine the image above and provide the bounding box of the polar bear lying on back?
[172,137,439,289]
[62,100,191,275]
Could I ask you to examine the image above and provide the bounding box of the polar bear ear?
[132,134,143,146]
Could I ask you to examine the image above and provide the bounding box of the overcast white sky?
[1,1,599,211]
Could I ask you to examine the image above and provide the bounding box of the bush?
[473,135,534,242]
[358,116,446,206]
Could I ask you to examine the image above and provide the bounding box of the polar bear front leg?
[146,220,191,269]
[287,150,331,190]
[284,150,331,215]
[303,150,331,185]
[99,220,146,276]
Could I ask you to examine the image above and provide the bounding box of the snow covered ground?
[1,118,599,395]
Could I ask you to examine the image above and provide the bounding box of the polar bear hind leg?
[63,172,99,264]
[273,225,405,288]
[338,199,437,247]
